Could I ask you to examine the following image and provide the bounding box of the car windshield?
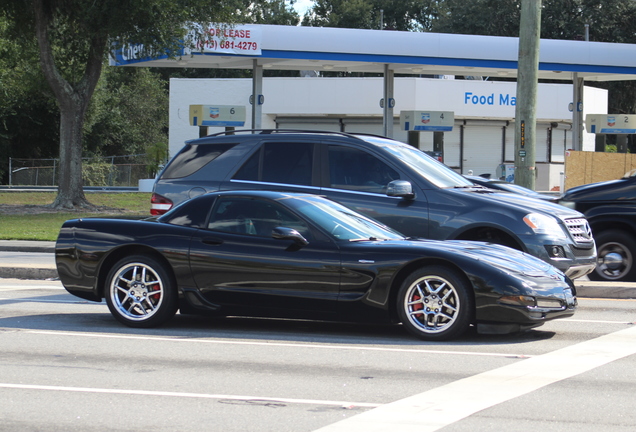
[356,135,473,188]
[283,195,404,241]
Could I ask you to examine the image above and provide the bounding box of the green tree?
[432,0,636,42]
[1,0,239,209]
[239,0,300,25]
[84,67,168,158]
[433,0,520,36]
[303,0,441,32]
[0,16,59,183]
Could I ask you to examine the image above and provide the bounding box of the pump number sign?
[586,114,636,134]
[400,111,454,131]
[190,105,246,127]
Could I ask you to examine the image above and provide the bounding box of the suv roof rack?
[204,128,385,140]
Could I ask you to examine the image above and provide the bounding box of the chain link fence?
[8,155,151,187]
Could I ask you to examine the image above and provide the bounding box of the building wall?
[564,151,636,190]
[169,77,608,190]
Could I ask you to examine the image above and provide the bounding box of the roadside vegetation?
[0,192,151,241]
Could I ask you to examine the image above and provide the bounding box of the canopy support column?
[382,65,394,138]
[572,73,584,151]
[251,60,263,129]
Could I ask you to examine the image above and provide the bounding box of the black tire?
[397,266,473,341]
[105,255,178,328]
[588,230,636,282]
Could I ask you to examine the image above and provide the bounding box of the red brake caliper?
[412,294,423,311]
[148,282,161,301]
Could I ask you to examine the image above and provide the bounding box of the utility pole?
[514,0,541,190]
[572,24,589,152]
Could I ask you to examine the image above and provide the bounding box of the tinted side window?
[207,197,311,239]
[162,143,236,179]
[233,148,260,181]
[233,142,313,186]
[328,145,400,193]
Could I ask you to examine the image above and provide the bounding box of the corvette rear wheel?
[397,266,473,341]
[105,255,178,328]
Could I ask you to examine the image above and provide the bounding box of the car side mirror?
[386,180,415,200]
[271,227,309,246]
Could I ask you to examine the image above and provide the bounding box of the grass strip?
[0,192,152,241]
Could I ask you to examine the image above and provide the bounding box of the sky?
[293,0,314,15]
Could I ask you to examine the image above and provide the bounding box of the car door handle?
[201,237,224,245]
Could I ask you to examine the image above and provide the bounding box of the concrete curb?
[574,281,636,299]
[0,240,55,253]
[0,241,57,279]
[0,266,58,280]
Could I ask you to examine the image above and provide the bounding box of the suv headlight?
[523,213,566,239]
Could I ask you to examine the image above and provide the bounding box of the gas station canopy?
[111,24,636,82]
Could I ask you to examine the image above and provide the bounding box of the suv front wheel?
[589,230,636,281]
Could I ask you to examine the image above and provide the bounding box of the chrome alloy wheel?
[403,275,460,334]
[596,241,633,280]
[109,262,164,321]
[589,230,636,282]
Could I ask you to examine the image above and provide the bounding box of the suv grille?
[564,218,594,246]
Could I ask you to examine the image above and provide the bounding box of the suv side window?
[328,145,400,193]
[207,197,311,239]
[161,143,236,179]
[233,142,313,186]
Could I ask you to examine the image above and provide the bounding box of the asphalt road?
[1,278,636,432]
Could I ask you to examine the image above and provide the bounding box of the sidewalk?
[0,240,635,299]
[0,240,57,279]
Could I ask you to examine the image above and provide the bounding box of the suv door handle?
[201,237,224,245]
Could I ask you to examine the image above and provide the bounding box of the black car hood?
[386,238,563,278]
[562,177,636,203]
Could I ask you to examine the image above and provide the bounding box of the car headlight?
[523,213,566,239]
[557,200,577,209]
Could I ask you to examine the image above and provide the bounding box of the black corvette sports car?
[55,191,577,341]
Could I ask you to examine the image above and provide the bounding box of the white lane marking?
[563,318,636,324]
[312,325,636,432]
[0,285,65,290]
[0,383,380,408]
[578,298,636,302]
[23,330,530,358]
[0,297,94,304]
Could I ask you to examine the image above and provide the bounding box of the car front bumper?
[521,234,597,279]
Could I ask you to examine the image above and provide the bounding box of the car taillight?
[150,193,173,215]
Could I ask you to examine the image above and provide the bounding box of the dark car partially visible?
[559,169,636,281]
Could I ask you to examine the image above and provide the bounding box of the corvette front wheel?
[397,266,473,341]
